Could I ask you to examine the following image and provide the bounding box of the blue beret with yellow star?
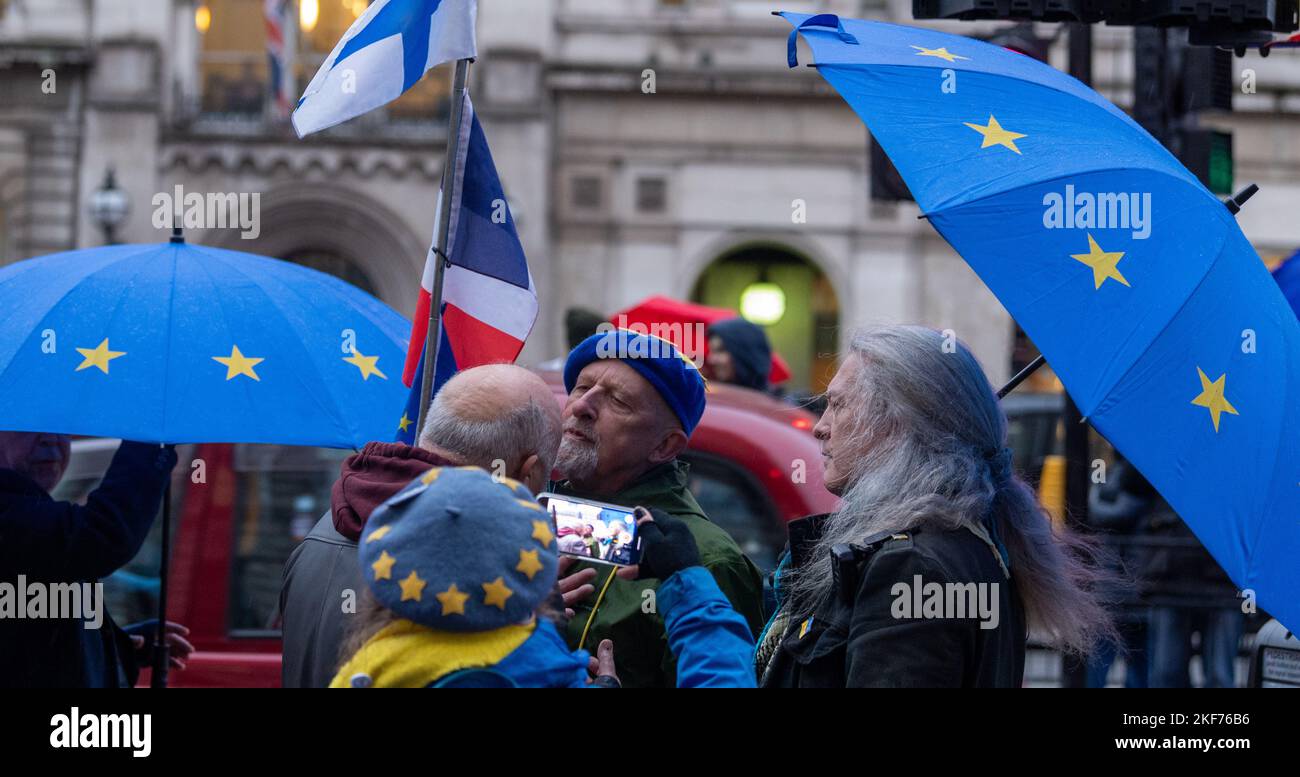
[358,466,558,632]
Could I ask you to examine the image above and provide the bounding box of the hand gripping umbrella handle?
[786,13,859,68]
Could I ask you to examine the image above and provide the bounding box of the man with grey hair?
[279,364,564,688]
[551,329,765,688]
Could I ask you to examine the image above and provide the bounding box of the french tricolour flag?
[397,91,538,444]
[292,0,477,137]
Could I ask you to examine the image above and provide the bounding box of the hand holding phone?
[630,506,702,581]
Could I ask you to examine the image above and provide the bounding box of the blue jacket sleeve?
[0,441,177,581]
[658,566,757,688]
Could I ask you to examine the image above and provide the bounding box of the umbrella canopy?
[1271,249,1300,320]
[0,242,411,449]
[781,13,1300,630]
[615,295,793,384]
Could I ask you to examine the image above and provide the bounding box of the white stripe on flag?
[293,0,477,137]
[293,34,407,136]
[442,264,537,342]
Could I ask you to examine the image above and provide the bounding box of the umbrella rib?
[924,164,1227,222]
[77,250,169,438]
[194,246,359,447]
[159,245,179,443]
[1083,231,1231,417]
[1244,338,1295,574]
[818,58,1137,133]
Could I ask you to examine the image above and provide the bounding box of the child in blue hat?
[331,466,756,688]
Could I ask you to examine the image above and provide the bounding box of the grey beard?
[555,437,599,482]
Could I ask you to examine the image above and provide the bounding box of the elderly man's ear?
[647,428,689,468]
[516,453,549,495]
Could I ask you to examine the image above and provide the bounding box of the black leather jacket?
[758,514,1026,688]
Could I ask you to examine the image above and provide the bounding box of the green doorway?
[691,245,840,393]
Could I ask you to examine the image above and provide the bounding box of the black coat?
[0,441,176,688]
[759,514,1026,688]
[279,513,363,688]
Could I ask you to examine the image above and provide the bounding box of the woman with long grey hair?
[756,324,1113,688]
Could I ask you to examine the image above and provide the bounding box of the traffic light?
[1133,27,1235,195]
[913,0,1299,50]
[1180,43,1233,113]
[984,22,1054,59]
[1177,128,1235,195]
[911,0,1088,22]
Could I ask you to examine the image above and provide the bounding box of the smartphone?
[536,492,642,567]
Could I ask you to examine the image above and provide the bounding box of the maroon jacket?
[280,442,453,687]
[331,442,451,541]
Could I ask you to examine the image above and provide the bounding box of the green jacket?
[553,460,765,688]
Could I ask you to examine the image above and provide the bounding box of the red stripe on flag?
[402,288,432,387]
[442,302,526,368]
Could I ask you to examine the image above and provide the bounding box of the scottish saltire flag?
[293,0,476,137]
[397,92,537,444]
[265,0,293,118]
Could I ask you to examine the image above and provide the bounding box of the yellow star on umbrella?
[911,45,968,62]
[1070,234,1130,290]
[365,525,392,543]
[516,498,544,513]
[397,412,412,434]
[531,519,554,546]
[213,345,264,381]
[371,550,396,580]
[1191,367,1239,432]
[75,338,126,374]
[516,549,544,581]
[963,114,1027,154]
[343,349,387,381]
[399,570,427,602]
[436,583,469,616]
[482,576,514,610]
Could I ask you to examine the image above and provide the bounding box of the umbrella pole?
[151,475,171,688]
[997,354,1046,399]
[415,57,473,438]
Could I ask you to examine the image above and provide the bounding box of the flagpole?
[416,57,472,438]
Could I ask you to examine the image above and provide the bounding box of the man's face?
[0,432,72,492]
[556,360,674,493]
[813,355,867,496]
[703,335,735,383]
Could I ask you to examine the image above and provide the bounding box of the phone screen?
[538,494,642,566]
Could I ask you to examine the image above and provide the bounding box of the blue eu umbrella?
[780,12,1300,631]
[1272,249,1300,320]
[0,236,412,684]
[0,240,410,447]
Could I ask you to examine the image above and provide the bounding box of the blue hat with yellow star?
[358,466,559,632]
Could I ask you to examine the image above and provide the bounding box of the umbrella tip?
[170,225,185,245]
[1225,183,1259,216]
